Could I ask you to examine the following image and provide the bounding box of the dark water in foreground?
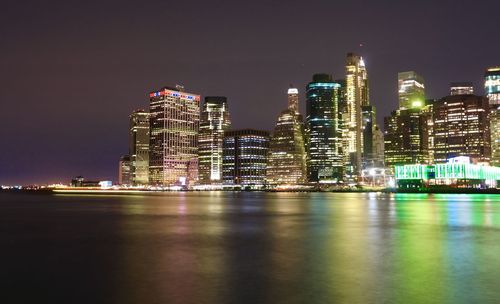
[1,192,500,303]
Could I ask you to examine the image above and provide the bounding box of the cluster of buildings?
[118,54,500,190]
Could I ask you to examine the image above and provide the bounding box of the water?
[1,191,499,303]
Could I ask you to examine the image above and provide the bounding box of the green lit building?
[394,158,500,189]
[305,74,343,183]
[398,71,425,109]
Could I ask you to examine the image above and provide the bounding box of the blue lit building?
[222,129,270,187]
[305,74,343,183]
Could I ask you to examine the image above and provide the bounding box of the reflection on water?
[1,192,500,303]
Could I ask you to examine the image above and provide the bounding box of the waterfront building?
[198,96,231,185]
[222,129,269,187]
[398,71,425,109]
[384,105,432,169]
[345,53,370,178]
[129,110,150,185]
[267,88,307,186]
[394,157,500,189]
[119,155,132,185]
[433,94,491,164]
[485,67,500,166]
[149,85,200,187]
[450,82,474,95]
[305,74,343,183]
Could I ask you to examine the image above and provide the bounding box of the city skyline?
[2,0,500,184]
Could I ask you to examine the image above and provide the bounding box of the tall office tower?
[149,85,200,187]
[491,108,500,166]
[119,155,132,185]
[345,53,369,178]
[361,105,376,168]
[398,71,425,109]
[305,74,343,183]
[450,82,474,95]
[433,95,491,164]
[267,88,307,186]
[372,125,385,167]
[485,67,500,166]
[287,87,299,114]
[384,106,431,169]
[198,96,231,185]
[222,129,269,187]
[129,110,150,185]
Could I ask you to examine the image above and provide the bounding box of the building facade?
[398,71,425,109]
[433,94,491,163]
[485,67,500,166]
[222,129,269,187]
[305,74,343,183]
[384,106,432,168]
[450,82,474,95]
[198,96,231,185]
[267,88,307,186]
[345,53,370,178]
[129,110,150,185]
[149,85,200,187]
[119,155,132,185]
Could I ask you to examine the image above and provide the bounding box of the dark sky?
[1,0,499,184]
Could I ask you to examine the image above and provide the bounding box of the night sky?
[1,0,499,184]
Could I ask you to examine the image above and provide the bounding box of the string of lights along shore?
[117,54,500,190]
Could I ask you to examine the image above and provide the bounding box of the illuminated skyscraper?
[433,95,491,163]
[485,67,500,165]
[222,129,269,187]
[450,82,474,95]
[149,85,200,187]
[398,71,425,109]
[267,88,307,186]
[287,87,299,114]
[198,96,231,185]
[305,74,343,183]
[129,110,150,185]
[345,53,369,179]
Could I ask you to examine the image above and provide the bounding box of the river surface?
[1,191,500,303]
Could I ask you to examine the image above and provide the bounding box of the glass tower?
[305,74,343,183]
[198,96,231,185]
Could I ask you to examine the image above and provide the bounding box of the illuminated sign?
[149,89,201,101]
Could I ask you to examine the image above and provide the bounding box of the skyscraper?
[198,96,231,185]
[398,71,425,109]
[305,74,343,183]
[119,155,132,185]
[267,88,307,186]
[433,95,491,163]
[345,53,369,178]
[149,85,200,187]
[384,106,431,168]
[485,67,500,166]
[222,129,269,187]
[129,110,150,185]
